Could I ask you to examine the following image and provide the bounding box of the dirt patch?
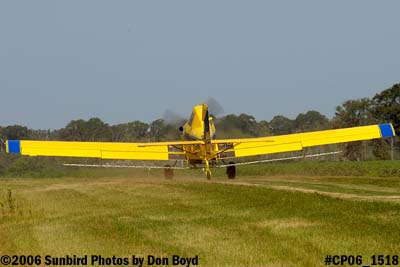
[29,178,165,192]
[252,218,320,230]
[212,180,400,202]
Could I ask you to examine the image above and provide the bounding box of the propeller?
[206,97,224,118]
[163,109,185,125]
[162,98,224,125]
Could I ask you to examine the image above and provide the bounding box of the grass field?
[1,166,400,266]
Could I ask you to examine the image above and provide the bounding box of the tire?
[164,164,174,179]
[226,162,236,179]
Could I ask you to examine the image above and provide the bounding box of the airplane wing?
[212,123,396,159]
[5,123,396,162]
[5,139,203,161]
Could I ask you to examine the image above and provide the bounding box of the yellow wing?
[5,139,203,161]
[213,123,395,159]
[6,123,395,161]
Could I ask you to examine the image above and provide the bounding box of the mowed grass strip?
[232,175,400,199]
[0,176,399,267]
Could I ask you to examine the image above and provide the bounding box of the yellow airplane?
[5,103,396,179]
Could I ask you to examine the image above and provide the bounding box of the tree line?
[1,83,399,160]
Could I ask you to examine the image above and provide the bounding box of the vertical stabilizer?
[203,105,211,143]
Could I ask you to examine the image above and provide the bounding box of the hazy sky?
[0,1,399,129]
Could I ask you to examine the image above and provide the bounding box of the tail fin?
[203,105,211,143]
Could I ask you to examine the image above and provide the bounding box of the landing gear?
[226,162,236,179]
[164,164,173,179]
[205,160,211,180]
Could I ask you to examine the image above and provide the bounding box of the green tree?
[148,119,169,141]
[256,120,272,136]
[111,121,149,142]
[269,115,294,135]
[58,119,86,141]
[0,126,4,153]
[371,83,400,159]
[85,118,112,141]
[332,98,374,160]
[216,114,240,134]
[2,125,30,140]
[29,129,52,140]
[332,98,374,128]
[295,110,329,132]
[58,118,112,141]
[372,83,400,134]
[237,114,258,136]
[215,114,259,138]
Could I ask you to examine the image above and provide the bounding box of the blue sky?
[0,1,399,129]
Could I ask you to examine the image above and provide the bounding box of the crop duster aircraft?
[5,103,396,179]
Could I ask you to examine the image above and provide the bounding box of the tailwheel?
[226,162,236,179]
[205,160,212,179]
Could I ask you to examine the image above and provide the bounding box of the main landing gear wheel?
[226,162,236,179]
[164,164,173,179]
[206,170,211,180]
[204,160,212,180]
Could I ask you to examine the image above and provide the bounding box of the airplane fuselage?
[179,103,219,167]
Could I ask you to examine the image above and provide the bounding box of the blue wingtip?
[7,140,21,154]
[379,123,395,138]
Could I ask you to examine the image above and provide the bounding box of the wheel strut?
[205,160,211,179]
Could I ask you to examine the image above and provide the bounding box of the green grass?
[3,156,400,179]
[232,160,400,177]
[1,172,400,267]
